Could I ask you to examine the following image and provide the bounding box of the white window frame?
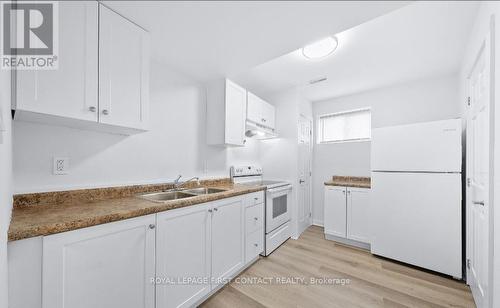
[317,108,371,144]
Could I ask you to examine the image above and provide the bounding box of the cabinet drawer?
[245,203,264,235]
[246,191,264,206]
[245,228,263,263]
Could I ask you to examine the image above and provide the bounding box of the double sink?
[139,187,227,202]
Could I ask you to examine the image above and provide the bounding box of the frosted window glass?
[319,109,371,143]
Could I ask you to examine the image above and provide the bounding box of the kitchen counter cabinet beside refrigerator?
[13,2,150,135]
[324,186,371,249]
[8,191,265,308]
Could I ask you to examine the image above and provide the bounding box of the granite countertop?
[324,176,371,188]
[8,179,264,242]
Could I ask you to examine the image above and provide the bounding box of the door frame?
[297,114,313,237]
[465,15,496,308]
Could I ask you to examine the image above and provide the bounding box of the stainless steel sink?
[181,187,227,195]
[138,187,228,202]
[139,191,197,202]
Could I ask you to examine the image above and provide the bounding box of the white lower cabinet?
[156,203,211,308]
[42,215,156,308]
[244,201,264,263]
[324,186,347,238]
[10,192,262,308]
[324,186,370,247]
[211,198,245,288]
[347,187,371,243]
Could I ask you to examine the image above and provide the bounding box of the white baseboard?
[324,233,370,250]
[312,219,324,227]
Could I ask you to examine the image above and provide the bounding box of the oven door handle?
[267,185,292,194]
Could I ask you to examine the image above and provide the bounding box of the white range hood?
[245,121,277,140]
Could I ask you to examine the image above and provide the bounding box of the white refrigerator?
[370,119,462,278]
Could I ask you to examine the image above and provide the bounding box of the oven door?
[266,185,292,232]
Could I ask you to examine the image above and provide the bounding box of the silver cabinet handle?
[88,106,96,112]
[254,197,259,200]
[343,190,346,194]
[254,217,258,221]
[208,209,213,213]
[102,109,109,115]
[213,208,218,212]
[299,179,305,184]
[254,243,258,247]
[473,200,485,206]
[149,224,155,229]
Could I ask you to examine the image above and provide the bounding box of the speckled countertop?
[8,179,264,241]
[324,176,371,188]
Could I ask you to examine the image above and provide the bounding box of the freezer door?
[371,119,462,172]
[370,172,462,278]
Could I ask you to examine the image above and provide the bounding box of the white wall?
[459,2,500,307]
[260,88,312,238]
[312,74,461,225]
[0,69,13,307]
[12,61,261,193]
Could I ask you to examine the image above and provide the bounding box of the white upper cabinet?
[13,3,150,135]
[206,79,247,146]
[246,91,275,130]
[99,4,150,131]
[15,1,98,122]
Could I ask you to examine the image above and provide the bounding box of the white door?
[466,31,491,308]
[346,187,370,243]
[224,79,247,146]
[324,186,346,238]
[246,91,262,124]
[156,204,211,308]
[16,1,98,121]
[298,115,312,235]
[42,215,156,308]
[99,4,150,130]
[211,198,245,288]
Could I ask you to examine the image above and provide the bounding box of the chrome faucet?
[173,175,200,190]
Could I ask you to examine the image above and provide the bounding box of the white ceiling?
[103,1,409,81]
[233,1,479,102]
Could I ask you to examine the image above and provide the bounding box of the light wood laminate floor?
[201,226,475,308]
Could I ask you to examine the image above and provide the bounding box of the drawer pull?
[254,217,258,221]
[254,243,258,247]
[254,197,259,200]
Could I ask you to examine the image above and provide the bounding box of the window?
[318,108,371,143]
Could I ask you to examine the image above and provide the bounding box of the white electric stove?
[230,166,292,256]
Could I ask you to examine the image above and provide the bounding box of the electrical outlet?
[53,157,69,175]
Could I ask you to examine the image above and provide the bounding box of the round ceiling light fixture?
[302,36,338,60]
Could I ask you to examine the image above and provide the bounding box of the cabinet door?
[99,5,150,130]
[347,188,370,243]
[224,80,247,146]
[324,186,346,238]
[156,204,211,308]
[15,1,98,121]
[246,91,262,124]
[261,101,275,129]
[211,198,245,287]
[42,215,155,308]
